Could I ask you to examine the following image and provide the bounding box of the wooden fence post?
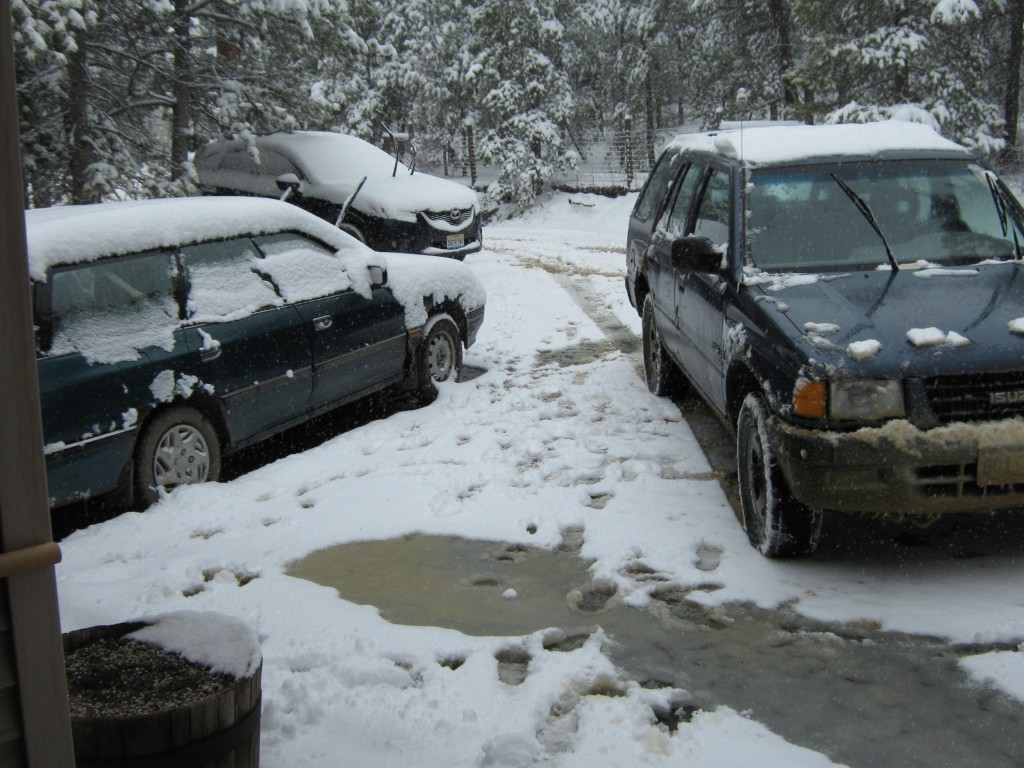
[465,123,477,187]
[623,116,635,189]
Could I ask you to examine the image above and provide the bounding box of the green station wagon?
[28,196,485,509]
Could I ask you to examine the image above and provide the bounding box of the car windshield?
[747,159,1024,272]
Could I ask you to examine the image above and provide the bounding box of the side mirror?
[275,173,301,201]
[368,265,387,289]
[671,236,722,273]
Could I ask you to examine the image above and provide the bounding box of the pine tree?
[792,0,1003,152]
[470,0,574,205]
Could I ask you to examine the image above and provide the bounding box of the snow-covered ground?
[56,192,1024,766]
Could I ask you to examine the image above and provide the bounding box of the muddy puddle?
[288,534,1024,768]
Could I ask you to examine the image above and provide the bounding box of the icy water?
[288,534,1024,768]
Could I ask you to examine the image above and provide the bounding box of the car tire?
[135,406,222,507]
[416,314,463,401]
[736,393,822,557]
[641,293,684,397]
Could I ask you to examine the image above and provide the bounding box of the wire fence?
[431,122,676,195]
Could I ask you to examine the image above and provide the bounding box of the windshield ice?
[747,160,1024,272]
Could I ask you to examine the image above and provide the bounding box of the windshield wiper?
[986,171,1021,260]
[831,173,900,272]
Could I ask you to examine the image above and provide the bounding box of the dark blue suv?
[627,121,1024,556]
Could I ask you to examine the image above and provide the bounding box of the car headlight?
[793,379,904,420]
[830,380,904,420]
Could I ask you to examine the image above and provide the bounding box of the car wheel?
[641,294,684,396]
[416,314,463,401]
[736,393,822,557]
[135,406,221,506]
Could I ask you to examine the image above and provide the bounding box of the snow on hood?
[384,252,487,328]
[752,260,1024,377]
[25,196,369,282]
[669,120,969,166]
[197,131,479,223]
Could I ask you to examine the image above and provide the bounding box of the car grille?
[915,462,1024,498]
[923,371,1024,422]
[424,208,473,227]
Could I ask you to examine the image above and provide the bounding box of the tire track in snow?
[488,234,741,510]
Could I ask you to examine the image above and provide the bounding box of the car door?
[35,250,179,504]
[674,165,733,411]
[252,233,408,412]
[647,161,707,357]
[627,149,684,303]
[179,237,314,444]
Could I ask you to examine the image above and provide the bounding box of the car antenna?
[382,124,399,177]
[735,87,749,160]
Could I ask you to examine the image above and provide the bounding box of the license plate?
[976,443,1024,486]
[446,234,465,250]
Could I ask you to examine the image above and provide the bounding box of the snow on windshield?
[198,131,480,223]
[261,131,408,181]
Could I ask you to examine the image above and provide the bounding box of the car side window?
[220,150,258,174]
[633,151,680,222]
[45,251,177,360]
[252,233,355,303]
[253,232,333,258]
[693,168,730,246]
[258,150,302,179]
[662,162,706,238]
[181,238,282,322]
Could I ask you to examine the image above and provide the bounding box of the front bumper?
[372,213,483,258]
[465,305,485,348]
[770,415,1024,517]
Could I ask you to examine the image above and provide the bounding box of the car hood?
[302,173,479,224]
[745,261,1024,378]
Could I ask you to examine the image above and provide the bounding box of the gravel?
[65,637,234,718]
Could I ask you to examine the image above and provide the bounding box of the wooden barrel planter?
[63,615,262,768]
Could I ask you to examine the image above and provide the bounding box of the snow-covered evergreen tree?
[470,0,574,205]
[792,0,1004,152]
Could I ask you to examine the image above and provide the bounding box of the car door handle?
[200,346,222,362]
[313,315,333,331]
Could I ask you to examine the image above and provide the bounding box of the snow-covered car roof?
[195,131,479,223]
[25,196,367,282]
[25,196,486,329]
[667,120,971,166]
